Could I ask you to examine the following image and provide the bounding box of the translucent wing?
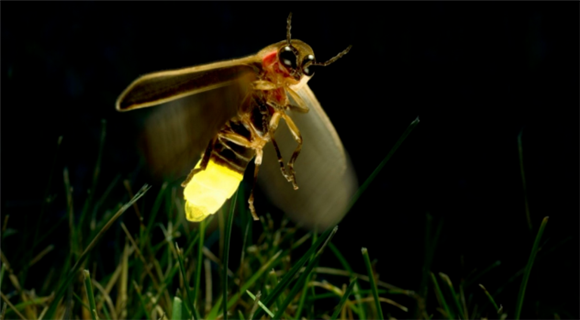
[116,56,259,111]
[116,58,259,180]
[258,83,358,231]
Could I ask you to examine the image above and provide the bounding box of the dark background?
[3,2,578,318]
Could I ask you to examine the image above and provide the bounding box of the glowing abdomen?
[183,120,256,221]
[184,157,244,221]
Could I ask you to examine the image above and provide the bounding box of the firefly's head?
[260,13,352,84]
[280,13,351,81]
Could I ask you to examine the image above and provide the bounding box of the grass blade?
[438,272,464,319]
[430,272,453,319]
[171,296,183,320]
[347,116,419,212]
[207,248,284,320]
[246,290,274,318]
[222,189,238,320]
[293,232,319,319]
[252,226,338,320]
[80,119,107,235]
[82,270,98,320]
[0,263,5,292]
[0,292,26,320]
[145,182,168,241]
[514,216,549,320]
[209,249,283,319]
[276,227,338,319]
[133,280,151,320]
[272,254,322,319]
[330,278,357,320]
[479,284,500,313]
[417,214,443,319]
[362,248,383,320]
[329,243,367,319]
[175,242,199,320]
[193,218,206,311]
[293,270,311,320]
[44,184,150,320]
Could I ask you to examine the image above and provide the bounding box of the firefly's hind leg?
[219,132,261,221]
[280,113,302,190]
[181,137,215,187]
[247,148,263,221]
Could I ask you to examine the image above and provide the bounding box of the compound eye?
[302,54,315,76]
[279,46,297,71]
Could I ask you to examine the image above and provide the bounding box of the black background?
[3,2,578,318]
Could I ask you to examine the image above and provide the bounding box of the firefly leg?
[218,131,263,220]
[280,113,302,190]
[265,111,294,183]
[270,136,288,178]
[286,87,309,113]
[242,105,291,183]
[247,148,263,221]
[181,137,215,187]
[219,132,254,149]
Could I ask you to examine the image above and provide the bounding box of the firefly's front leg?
[280,113,302,190]
[266,111,294,183]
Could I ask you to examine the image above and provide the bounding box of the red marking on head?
[262,49,290,77]
[262,50,278,67]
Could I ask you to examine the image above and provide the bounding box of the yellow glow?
[184,158,243,221]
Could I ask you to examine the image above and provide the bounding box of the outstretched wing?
[258,83,358,231]
[116,57,259,181]
[116,56,260,111]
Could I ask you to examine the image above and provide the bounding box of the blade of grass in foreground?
[438,272,465,319]
[347,116,419,212]
[145,182,168,243]
[430,272,453,319]
[222,189,238,320]
[294,235,318,320]
[171,296,183,320]
[329,243,367,319]
[479,284,500,314]
[247,290,263,320]
[273,255,322,319]
[82,270,98,320]
[0,292,26,320]
[43,184,151,320]
[79,119,107,236]
[251,226,338,320]
[246,290,274,318]
[133,280,151,320]
[514,216,549,320]
[330,278,357,320]
[176,242,200,320]
[362,248,383,320]
[193,218,207,311]
[273,227,338,319]
[207,249,283,319]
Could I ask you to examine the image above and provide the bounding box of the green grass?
[0,116,565,319]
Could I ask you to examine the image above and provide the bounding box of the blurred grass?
[0,116,566,319]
